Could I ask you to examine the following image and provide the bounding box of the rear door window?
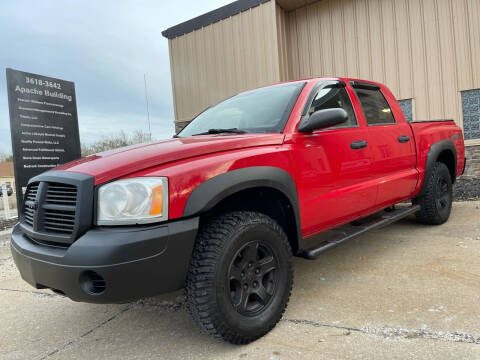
[353,87,396,125]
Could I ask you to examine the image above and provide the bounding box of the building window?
[461,89,480,140]
[398,99,413,122]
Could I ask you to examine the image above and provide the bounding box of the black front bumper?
[11,217,199,303]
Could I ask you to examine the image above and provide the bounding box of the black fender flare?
[417,139,457,197]
[183,166,302,248]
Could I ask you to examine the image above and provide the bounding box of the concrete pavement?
[1,201,479,359]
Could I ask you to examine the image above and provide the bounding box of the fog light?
[80,271,106,295]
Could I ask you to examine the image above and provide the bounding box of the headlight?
[97,177,168,225]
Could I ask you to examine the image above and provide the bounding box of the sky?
[0,0,230,154]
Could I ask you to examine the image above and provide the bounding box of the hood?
[55,134,285,185]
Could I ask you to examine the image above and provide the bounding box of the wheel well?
[437,150,456,183]
[199,187,300,254]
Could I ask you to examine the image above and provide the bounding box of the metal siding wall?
[354,0,372,81]
[394,0,413,101]
[285,0,480,143]
[168,0,480,143]
[276,4,291,80]
[286,10,301,79]
[468,0,480,87]
[318,0,335,76]
[168,1,280,124]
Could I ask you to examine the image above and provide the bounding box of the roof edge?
[162,0,270,40]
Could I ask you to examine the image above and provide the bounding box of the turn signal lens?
[150,185,163,215]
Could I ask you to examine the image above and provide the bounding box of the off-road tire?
[414,162,453,225]
[186,211,293,344]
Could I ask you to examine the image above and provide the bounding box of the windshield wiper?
[192,128,248,136]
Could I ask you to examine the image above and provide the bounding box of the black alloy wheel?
[415,161,453,225]
[186,211,293,344]
[436,176,451,214]
[228,240,278,316]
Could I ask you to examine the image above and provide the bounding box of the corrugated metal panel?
[168,1,280,124]
[286,0,480,139]
[167,0,480,142]
[276,0,320,11]
[162,0,270,39]
[467,0,480,87]
[276,4,290,80]
[394,0,413,101]
[354,0,372,81]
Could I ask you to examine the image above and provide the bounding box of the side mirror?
[298,108,348,133]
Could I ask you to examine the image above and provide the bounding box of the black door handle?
[398,135,410,143]
[350,140,368,150]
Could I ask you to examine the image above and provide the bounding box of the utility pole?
[144,73,152,140]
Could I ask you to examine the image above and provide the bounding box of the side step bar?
[300,205,421,260]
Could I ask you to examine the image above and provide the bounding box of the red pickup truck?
[11,78,465,344]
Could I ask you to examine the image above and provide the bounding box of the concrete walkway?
[1,202,479,359]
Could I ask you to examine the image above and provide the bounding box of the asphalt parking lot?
[1,201,479,360]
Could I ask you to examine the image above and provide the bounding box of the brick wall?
[464,145,480,178]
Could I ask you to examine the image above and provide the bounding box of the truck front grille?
[25,183,39,201]
[23,184,39,226]
[23,182,78,237]
[45,183,78,206]
[20,172,94,246]
[43,208,76,235]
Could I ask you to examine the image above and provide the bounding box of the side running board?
[300,205,421,260]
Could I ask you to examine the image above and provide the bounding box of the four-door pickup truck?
[11,77,465,344]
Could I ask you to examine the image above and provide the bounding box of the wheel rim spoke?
[227,240,278,316]
[229,264,242,281]
[242,242,259,263]
[258,255,276,275]
[440,194,449,207]
[435,177,450,210]
[253,284,269,305]
[234,286,250,312]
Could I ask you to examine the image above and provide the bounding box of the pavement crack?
[283,318,362,333]
[38,305,132,360]
[0,288,60,298]
[283,319,480,345]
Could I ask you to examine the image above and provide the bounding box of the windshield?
[178,82,305,137]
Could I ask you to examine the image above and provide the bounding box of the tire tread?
[186,211,293,344]
[415,162,452,225]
